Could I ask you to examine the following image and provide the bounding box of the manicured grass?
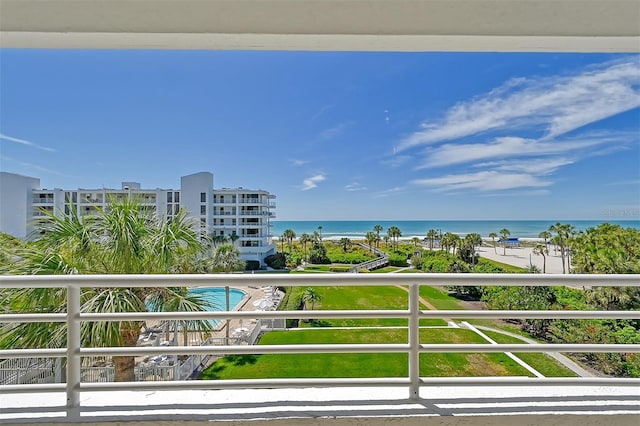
[370,266,404,273]
[297,285,446,327]
[202,272,576,381]
[299,265,332,272]
[480,330,578,377]
[418,286,465,310]
[478,258,527,273]
[201,328,533,380]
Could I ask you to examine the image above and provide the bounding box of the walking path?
[388,267,593,377]
[473,324,596,377]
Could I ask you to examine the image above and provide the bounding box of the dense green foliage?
[264,253,286,269]
[0,199,243,381]
[482,224,640,377]
[244,260,260,270]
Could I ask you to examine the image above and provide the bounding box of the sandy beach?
[477,244,566,274]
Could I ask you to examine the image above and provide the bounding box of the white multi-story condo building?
[0,171,276,265]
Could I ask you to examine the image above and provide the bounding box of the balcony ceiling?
[0,0,639,52]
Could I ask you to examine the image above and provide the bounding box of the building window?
[174,192,180,203]
[167,192,173,203]
[200,205,206,215]
[200,218,206,227]
[200,192,206,202]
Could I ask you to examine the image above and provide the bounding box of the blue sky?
[1,50,639,220]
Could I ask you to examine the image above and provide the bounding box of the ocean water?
[271,220,640,239]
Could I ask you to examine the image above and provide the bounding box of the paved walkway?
[474,324,596,377]
[387,267,593,377]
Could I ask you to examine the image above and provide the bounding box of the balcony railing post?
[408,283,420,400]
[66,284,81,419]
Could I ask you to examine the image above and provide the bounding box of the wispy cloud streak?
[418,132,630,169]
[0,154,67,176]
[412,171,552,192]
[397,59,640,151]
[0,133,57,152]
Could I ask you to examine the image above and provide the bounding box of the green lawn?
[419,286,465,310]
[201,328,534,380]
[298,285,446,327]
[479,330,578,377]
[201,279,578,380]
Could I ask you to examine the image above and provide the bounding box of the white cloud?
[289,158,309,166]
[0,154,67,176]
[412,171,552,192]
[344,182,367,191]
[0,133,57,152]
[372,186,407,198]
[301,174,326,191]
[474,157,575,175]
[397,58,640,151]
[381,154,412,168]
[418,136,604,168]
[319,121,354,140]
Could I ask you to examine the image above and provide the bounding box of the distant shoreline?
[271,219,639,240]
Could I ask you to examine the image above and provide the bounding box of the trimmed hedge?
[245,260,260,271]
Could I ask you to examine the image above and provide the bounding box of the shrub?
[388,254,408,267]
[264,253,286,269]
[245,260,260,271]
[309,243,330,264]
[329,265,351,272]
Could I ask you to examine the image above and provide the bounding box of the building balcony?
[0,274,638,425]
[238,199,271,205]
[238,234,269,239]
[32,198,54,204]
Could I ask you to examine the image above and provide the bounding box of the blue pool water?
[188,287,246,311]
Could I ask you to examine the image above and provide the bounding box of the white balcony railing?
[0,273,638,422]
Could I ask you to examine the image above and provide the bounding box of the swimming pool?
[188,287,247,312]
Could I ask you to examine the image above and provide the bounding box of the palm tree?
[532,243,549,273]
[208,244,245,273]
[373,225,383,248]
[426,229,438,250]
[210,233,229,248]
[317,225,323,240]
[538,230,551,248]
[499,228,511,255]
[411,237,420,247]
[449,233,461,255]
[387,226,402,250]
[299,233,312,261]
[549,223,574,274]
[302,287,322,310]
[339,237,352,253]
[1,198,213,382]
[488,232,498,254]
[365,231,376,253]
[206,243,245,344]
[463,233,482,267]
[282,229,296,253]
